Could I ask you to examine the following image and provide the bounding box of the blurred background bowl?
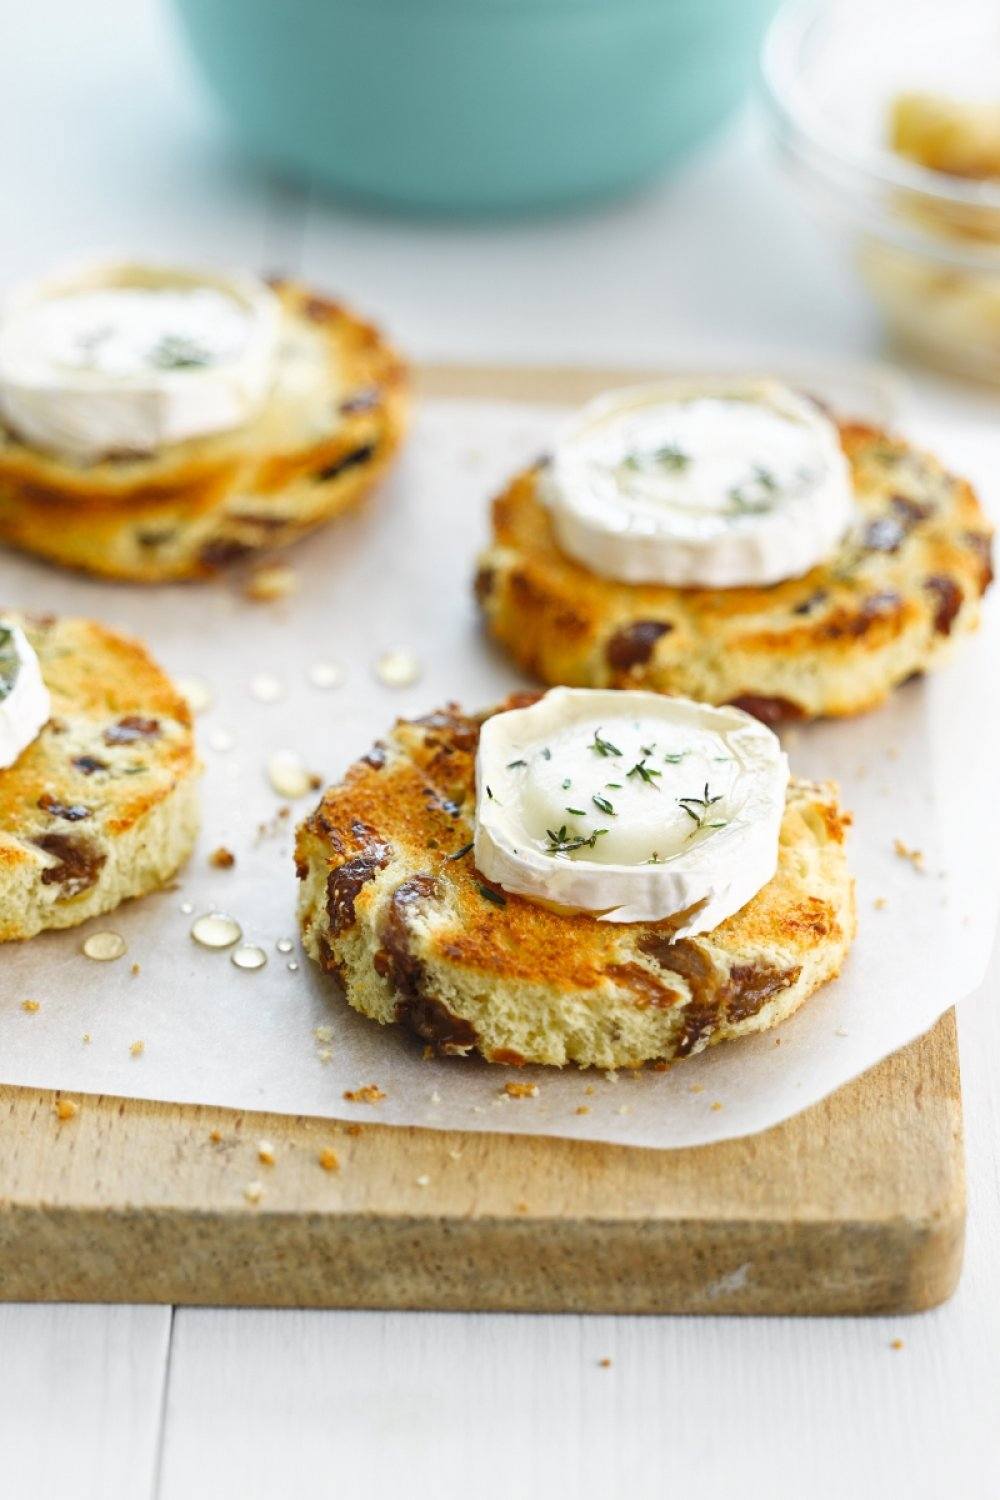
[764,0,1000,384]
[171,0,778,215]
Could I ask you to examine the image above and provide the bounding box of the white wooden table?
[1,3,998,1495]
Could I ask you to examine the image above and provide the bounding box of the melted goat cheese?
[474,688,788,931]
[0,622,50,769]
[543,379,855,588]
[0,262,280,460]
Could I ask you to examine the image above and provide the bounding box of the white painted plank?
[158,1293,997,1500]
[0,1304,171,1500]
[156,932,1000,1500]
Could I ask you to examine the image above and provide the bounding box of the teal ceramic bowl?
[171,0,778,214]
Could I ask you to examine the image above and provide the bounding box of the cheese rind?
[0,623,51,769]
[0,261,281,461]
[543,378,855,588]
[474,688,788,931]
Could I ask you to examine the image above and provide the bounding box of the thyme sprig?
[588,727,622,758]
[627,758,661,786]
[677,783,726,838]
[546,825,609,855]
[592,793,616,817]
[0,625,18,703]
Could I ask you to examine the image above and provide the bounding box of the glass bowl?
[763,0,1000,382]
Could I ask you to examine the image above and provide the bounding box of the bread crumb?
[20,999,39,1013]
[314,1025,334,1044]
[82,1033,91,1045]
[688,1083,705,1094]
[316,1048,333,1065]
[874,896,888,910]
[130,1040,145,1058]
[890,1338,904,1350]
[131,962,141,976]
[318,1147,340,1172]
[209,846,236,870]
[244,1181,264,1205]
[598,1357,613,1369]
[245,563,298,603]
[344,1123,363,1137]
[710,1101,723,1112]
[257,1139,276,1166]
[503,1081,538,1099]
[575,1105,590,1116]
[894,838,925,871]
[344,1084,385,1104]
[415,1174,430,1187]
[422,1044,435,1060]
[209,1129,222,1143]
[54,1098,79,1121]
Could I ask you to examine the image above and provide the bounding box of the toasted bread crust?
[475,423,993,720]
[0,612,199,940]
[0,281,408,582]
[296,697,855,1070]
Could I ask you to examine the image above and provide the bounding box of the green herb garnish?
[477,883,507,907]
[0,626,18,703]
[654,443,689,471]
[588,727,622,758]
[592,793,616,816]
[447,841,474,862]
[545,825,609,855]
[506,758,527,770]
[565,806,587,817]
[150,334,213,370]
[627,758,661,786]
[677,783,724,837]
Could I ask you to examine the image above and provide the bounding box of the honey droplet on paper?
[191,912,242,949]
[82,930,127,962]
[231,944,267,971]
[374,650,421,688]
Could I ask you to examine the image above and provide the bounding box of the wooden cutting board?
[0,1014,963,1314]
[0,364,965,1315]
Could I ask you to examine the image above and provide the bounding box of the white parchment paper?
[0,390,997,1148]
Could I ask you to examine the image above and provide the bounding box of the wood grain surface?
[0,1012,963,1314]
[0,360,966,1317]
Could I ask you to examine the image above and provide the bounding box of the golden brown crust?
[0,281,408,582]
[475,423,993,721]
[0,612,199,939]
[296,697,855,1070]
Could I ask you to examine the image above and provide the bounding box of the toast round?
[0,280,408,582]
[296,697,855,1070]
[475,422,993,722]
[0,612,199,941]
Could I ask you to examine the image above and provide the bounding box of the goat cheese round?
[474,688,788,930]
[543,379,855,588]
[0,261,281,461]
[0,621,50,769]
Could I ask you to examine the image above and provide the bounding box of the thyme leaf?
[588,727,622,758]
[545,825,609,855]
